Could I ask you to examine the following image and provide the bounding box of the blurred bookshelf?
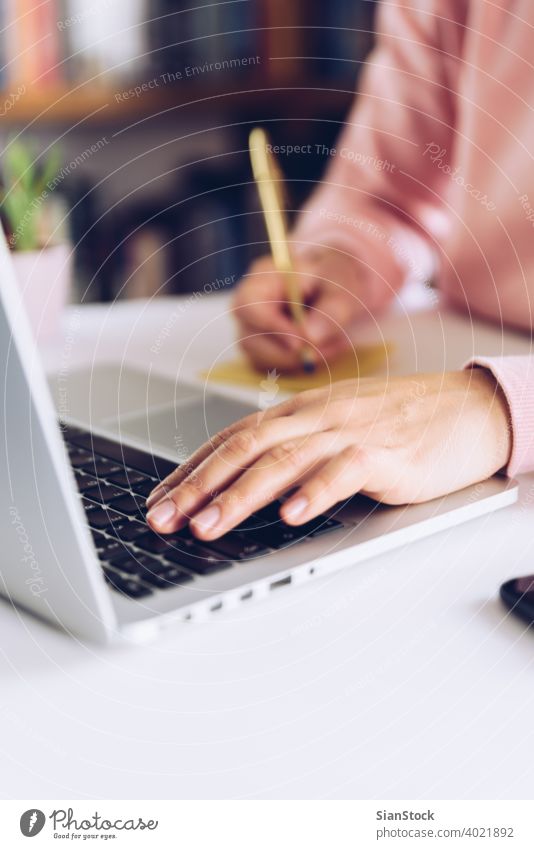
[0,0,377,301]
[0,80,356,125]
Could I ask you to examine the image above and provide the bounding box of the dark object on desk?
[500,576,534,625]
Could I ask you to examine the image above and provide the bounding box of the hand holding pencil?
[248,127,316,372]
[231,128,364,373]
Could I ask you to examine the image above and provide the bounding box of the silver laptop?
[0,226,518,643]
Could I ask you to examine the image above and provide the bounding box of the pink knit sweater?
[293,0,534,476]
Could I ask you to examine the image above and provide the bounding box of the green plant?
[0,140,61,251]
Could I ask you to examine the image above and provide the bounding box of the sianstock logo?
[20,809,46,837]
[19,806,159,839]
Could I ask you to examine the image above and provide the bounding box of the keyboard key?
[243,516,343,548]
[161,545,233,575]
[134,530,230,573]
[112,493,146,516]
[107,470,148,488]
[241,523,304,548]
[113,521,151,543]
[84,484,129,504]
[90,529,108,549]
[306,517,344,537]
[205,531,271,560]
[75,474,99,493]
[103,569,153,598]
[133,531,177,555]
[108,551,193,588]
[90,527,107,544]
[130,478,159,497]
[86,507,124,530]
[146,565,193,588]
[109,551,160,573]
[82,458,123,477]
[98,540,124,560]
[65,431,177,478]
[233,502,285,533]
[257,501,284,517]
[69,449,94,468]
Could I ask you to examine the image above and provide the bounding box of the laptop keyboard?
[62,424,344,601]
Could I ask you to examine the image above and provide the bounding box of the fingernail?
[306,316,331,344]
[192,504,221,533]
[282,496,308,521]
[146,499,177,530]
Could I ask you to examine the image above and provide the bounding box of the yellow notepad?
[201,343,390,394]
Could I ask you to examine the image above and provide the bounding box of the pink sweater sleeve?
[291,0,466,313]
[465,357,534,477]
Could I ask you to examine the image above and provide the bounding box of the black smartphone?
[500,575,534,625]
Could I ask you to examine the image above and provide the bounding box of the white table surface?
[2,293,534,800]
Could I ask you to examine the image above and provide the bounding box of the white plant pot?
[11,244,72,344]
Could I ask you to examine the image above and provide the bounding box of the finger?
[233,270,319,348]
[189,432,342,540]
[145,409,268,508]
[311,334,354,365]
[234,300,301,348]
[304,290,361,347]
[239,333,307,372]
[281,445,368,524]
[146,375,337,511]
[146,410,332,533]
[146,384,332,511]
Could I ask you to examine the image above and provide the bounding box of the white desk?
[2,295,534,800]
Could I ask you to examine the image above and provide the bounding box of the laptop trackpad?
[116,395,256,459]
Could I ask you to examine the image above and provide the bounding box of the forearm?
[290,0,465,315]
[465,356,534,476]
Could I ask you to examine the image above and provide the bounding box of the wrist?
[468,367,513,472]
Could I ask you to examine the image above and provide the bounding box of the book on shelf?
[315,0,376,81]
[148,0,261,80]
[0,0,377,104]
[1,0,61,86]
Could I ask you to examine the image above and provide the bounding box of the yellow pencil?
[249,127,315,373]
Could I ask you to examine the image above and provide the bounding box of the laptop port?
[270,575,292,590]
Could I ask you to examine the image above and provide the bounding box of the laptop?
[0,226,519,643]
